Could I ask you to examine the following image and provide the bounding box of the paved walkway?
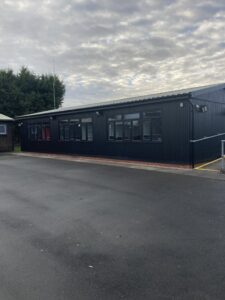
[13,152,225,181]
[195,158,223,172]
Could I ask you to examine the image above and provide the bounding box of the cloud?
[0,0,225,106]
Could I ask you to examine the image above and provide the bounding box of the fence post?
[222,140,225,172]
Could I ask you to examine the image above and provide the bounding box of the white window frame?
[0,124,7,135]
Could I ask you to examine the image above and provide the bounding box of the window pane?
[115,121,123,140]
[143,120,151,140]
[0,124,7,135]
[70,119,79,140]
[31,125,38,141]
[69,123,75,140]
[33,126,37,140]
[30,127,33,140]
[124,113,140,120]
[144,111,161,118]
[64,125,70,140]
[132,120,141,141]
[59,124,64,140]
[29,126,35,140]
[41,126,46,140]
[74,122,81,141]
[28,126,30,139]
[124,121,131,140]
[81,118,92,123]
[108,115,122,121]
[81,124,86,141]
[108,122,114,140]
[45,126,51,141]
[59,121,68,141]
[35,125,40,140]
[152,118,162,142]
[87,124,93,141]
[40,124,50,141]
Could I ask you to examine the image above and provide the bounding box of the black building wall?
[20,97,192,165]
[190,89,225,164]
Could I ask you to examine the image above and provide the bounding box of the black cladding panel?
[20,98,192,164]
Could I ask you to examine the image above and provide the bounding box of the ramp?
[195,158,222,172]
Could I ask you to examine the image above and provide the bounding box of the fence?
[221,140,225,173]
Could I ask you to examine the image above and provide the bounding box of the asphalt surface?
[0,154,225,300]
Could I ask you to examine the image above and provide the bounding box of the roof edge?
[16,82,225,120]
[0,114,14,121]
[16,94,190,120]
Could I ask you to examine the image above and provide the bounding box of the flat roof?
[17,83,225,119]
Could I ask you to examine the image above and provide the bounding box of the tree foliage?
[0,67,65,117]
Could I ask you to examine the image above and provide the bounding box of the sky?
[0,0,225,107]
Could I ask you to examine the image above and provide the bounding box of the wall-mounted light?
[195,104,208,113]
[201,105,208,112]
[96,111,103,116]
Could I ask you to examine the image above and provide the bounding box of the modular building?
[0,114,14,152]
[17,83,225,167]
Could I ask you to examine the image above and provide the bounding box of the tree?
[0,67,65,117]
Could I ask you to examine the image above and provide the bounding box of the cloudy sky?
[0,0,225,107]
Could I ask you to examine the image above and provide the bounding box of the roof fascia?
[16,94,190,121]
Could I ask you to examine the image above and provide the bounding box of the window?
[143,111,162,142]
[59,120,69,141]
[107,115,122,141]
[124,113,140,120]
[69,121,75,141]
[81,118,93,141]
[64,125,70,140]
[132,120,141,141]
[107,111,162,143]
[74,122,81,141]
[28,122,51,141]
[81,124,86,141]
[42,123,51,141]
[87,123,93,141]
[59,117,93,142]
[124,121,131,140]
[125,113,140,141]
[69,119,81,141]
[29,125,38,141]
[151,117,162,142]
[108,115,122,121]
[107,113,141,141]
[108,122,115,140]
[115,121,123,140]
[143,119,151,140]
[0,124,7,135]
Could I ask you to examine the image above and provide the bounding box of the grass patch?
[14,145,21,152]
